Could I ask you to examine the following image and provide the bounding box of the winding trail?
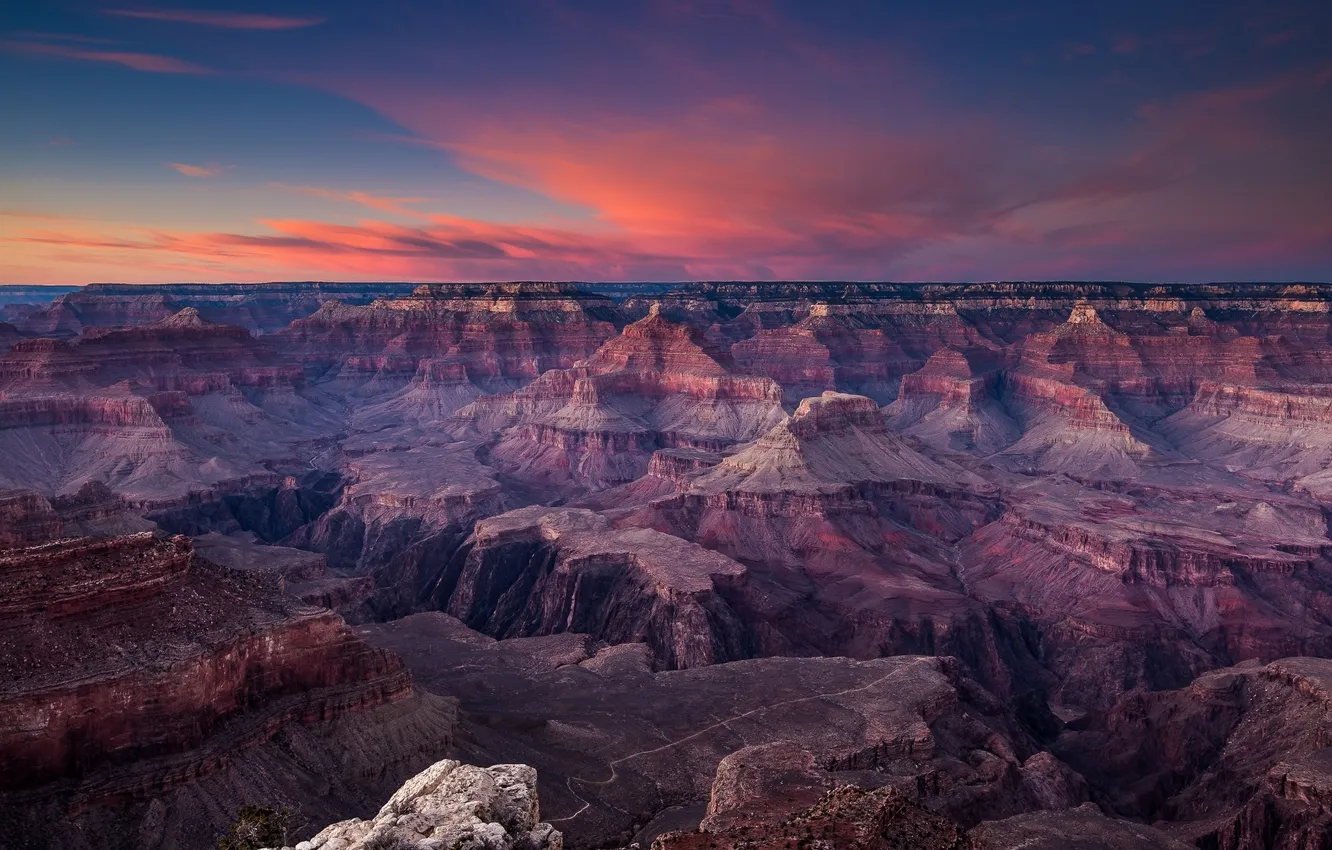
[546,665,904,825]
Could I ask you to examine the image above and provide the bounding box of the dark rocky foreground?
[5,281,1332,848]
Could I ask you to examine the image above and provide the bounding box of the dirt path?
[548,666,904,825]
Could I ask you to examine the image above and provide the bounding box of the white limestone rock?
[266,760,561,850]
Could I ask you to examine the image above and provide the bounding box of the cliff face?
[434,507,750,669]
[11,283,420,336]
[277,284,617,390]
[885,347,1018,455]
[1054,658,1332,850]
[0,489,63,547]
[0,534,412,794]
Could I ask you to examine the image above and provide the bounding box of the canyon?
[5,281,1332,849]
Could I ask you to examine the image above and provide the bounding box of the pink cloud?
[168,162,224,178]
[1111,35,1141,54]
[104,9,326,30]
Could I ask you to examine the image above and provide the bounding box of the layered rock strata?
[449,309,784,492]
[0,534,412,793]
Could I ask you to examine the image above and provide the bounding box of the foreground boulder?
[267,759,561,850]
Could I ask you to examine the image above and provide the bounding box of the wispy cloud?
[1111,34,1141,54]
[105,9,326,30]
[168,162,225,177]
[272,184,433,218]
[10,31,121,45]
[2,39,209,74]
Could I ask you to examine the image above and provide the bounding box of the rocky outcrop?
[971,804,1194,849]
[433,507,750,669]
[284,444,509,619]
[654,785,978,850]
[730,308,920,405]
[885,347,1019,455]
[0,488,63,547]
[682,789,1185,849]
[997,372,1153,479]
[1054,658,1332,849]
[1165,382,1332,481]
[0,482,150,546]
[685,392,983,501]
[264,759,561,850]
[0,534,412,793]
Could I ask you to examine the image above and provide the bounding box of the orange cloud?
[104,9,326,30]
[0,213,691,283]
[2,39,209,74]
[272,184,433,218]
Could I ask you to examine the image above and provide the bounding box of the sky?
[1,0,1330,284]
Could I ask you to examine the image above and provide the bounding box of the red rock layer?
[0,534,411,793]
[277,283,617,390]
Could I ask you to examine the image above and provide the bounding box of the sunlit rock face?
[8,282,1332,850]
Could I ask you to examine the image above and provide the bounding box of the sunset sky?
[2,0,1330,284]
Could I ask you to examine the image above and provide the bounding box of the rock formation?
[1055,658,1332,849]
[448,308,785,492]
[0,533,455,850]
[434,507,749,668]
[264,759,561,850]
